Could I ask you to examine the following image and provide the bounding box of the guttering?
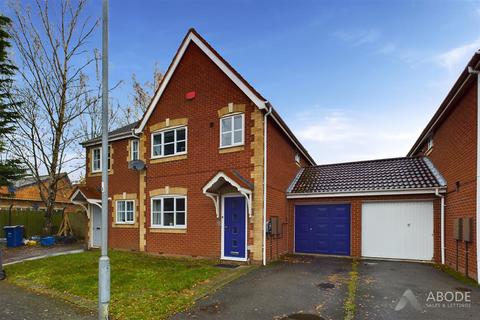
[81,132,135,147]
[263,103,272,266]
[435,188,446,264]
[286,188,446,199]
[468,64,480,284]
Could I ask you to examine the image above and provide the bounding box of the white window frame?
[91,147,101,173]
[115,200,135,224]
[131,140,139,161]
[151,126,188,159]
[427,136,434,151]
[219,113,244,148]
[150,195,187,229]
[295,153,301,165]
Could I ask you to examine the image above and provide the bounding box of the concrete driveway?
[357,260,480,320]
[172,255,352,320]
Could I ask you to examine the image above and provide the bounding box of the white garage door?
[362,201,434,261]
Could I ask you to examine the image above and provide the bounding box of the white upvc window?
[151,127,187,158]
[220,114,244,148]
[116,200,135,224]
[92,147,101,172]
[131,140,139,160]
[151,196,186,228]
[427,136,434,151]
[91,146,111,173]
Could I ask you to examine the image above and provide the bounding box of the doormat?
[214,263,239,269]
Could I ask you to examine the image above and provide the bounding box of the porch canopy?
[202,170,253,218]
[70,185,101,211]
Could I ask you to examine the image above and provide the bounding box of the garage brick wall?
[415,81,478,280]
[288,194,441,262]
[266,119,310,262]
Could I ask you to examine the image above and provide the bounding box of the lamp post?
[98,0,110,319]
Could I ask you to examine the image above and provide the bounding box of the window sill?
[219,145,245,154]
[149,227,187,234]
[150,154,187,164]
[112,222,138,228]
[89,170,113,177]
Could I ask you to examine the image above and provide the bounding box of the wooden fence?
[0,209,86,239]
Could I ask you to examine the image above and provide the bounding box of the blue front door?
[295,204,351,255]
[223,196,246,259]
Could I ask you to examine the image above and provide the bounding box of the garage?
[287,157,446,261]
[295,204,350,255]
[362,201,434,260]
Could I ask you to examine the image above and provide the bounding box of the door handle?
[96,227,101,230]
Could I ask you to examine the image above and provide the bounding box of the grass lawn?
[5,250,244,319]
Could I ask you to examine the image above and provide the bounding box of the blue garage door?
[295,204,351,255]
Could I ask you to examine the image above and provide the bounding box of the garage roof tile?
[288,157,445,194]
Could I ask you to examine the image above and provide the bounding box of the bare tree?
[7,0,100,234]
[121,63,162,125]
[77,49,121,141]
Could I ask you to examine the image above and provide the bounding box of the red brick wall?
[266,119,309,261]
[415,81,477,279]
[142,42,257,258]
[85,138,140,251]
[288,194,441,262]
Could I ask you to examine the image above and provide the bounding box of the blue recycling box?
[4,226,24,248]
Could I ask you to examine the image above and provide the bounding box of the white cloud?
[290,109,421,165]
[434,38,480,71]
[334,29,381,47]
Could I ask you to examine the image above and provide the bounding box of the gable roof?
[135,28,315,165]
[408,50,480,156]
[81,121,139,146]
[287,157,446,197]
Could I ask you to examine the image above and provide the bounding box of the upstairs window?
[220,114,244,148]
[427,136,434,151]
[92,147,101,172]
[91,146,111,173]
[295,153,301,165]
[131,140,139,160]
[152,127,187,158]
[116,200,135,224]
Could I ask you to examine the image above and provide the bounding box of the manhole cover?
[455,287,472,292]
[281,314,325,320]
[317,282,335,289]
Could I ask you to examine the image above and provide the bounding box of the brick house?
[407,51,480,281]
[1,173,78,213]
[71,29,315,264]
[71,28,479,282]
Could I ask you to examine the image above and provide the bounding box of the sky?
[4,0,480,167]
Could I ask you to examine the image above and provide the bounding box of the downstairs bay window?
[151,196,186,228]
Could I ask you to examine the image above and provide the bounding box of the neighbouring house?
[0,173,78,213]
[407,50,480,281]
[70,28,479,282]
